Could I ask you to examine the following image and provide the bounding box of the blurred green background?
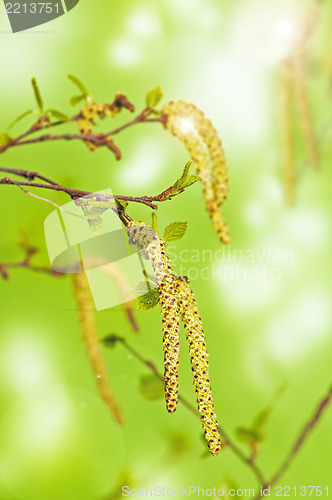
[0,0,332,498]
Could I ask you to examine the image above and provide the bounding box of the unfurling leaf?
[68,74,89,96]
[252,407,272,434]
[0,132,12,146]
[145,85,163,109]
[168,161,201,199]
[138,374,164,400]
[47,109,70,122]
[137,288,160,310]
[163,222,187,242]
[235,427,262,444]
[151,211,158,234]
[70,95,86,106]
[7,110,34,130]
[115,199,128,214]
[31,78,44,113]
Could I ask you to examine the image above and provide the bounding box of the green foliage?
[151,211,158,234]
[138,374,164,400]
[31,77,44,114]
[145,85,163,109]
[137,285,160,310]
[167,161,201,199]
[46,109,70,122]
[68,74,89,106]
[235,406,272,445]
[115,198,128,215]
[163,221,187,242]
[0,132,12,146]
[68,74,89,96]
[7,110,34,130]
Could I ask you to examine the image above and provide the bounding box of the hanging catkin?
[127,221,222,454]
[280,60,295,204]
[177,278,222,457]
[162,100,230,244]
[127,221,180,412]
[291,55,319,171]
[72,272,123,424]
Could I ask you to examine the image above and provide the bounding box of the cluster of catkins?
[162,100,230,245]
[279,56,319,203]
[127,220,222,456]
[77,93,135,151]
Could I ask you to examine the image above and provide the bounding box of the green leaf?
[101,333,124,348]
[235,427,262,444]
[168,161,201,199]
[163,221,187,242]
[252,407,271,433]
[137,287,160,310]
[145,85,163,108]
[68,74,89,96]
[31,78,44,113]
[7,110,34,130]
[138,374,164,400]
[151,212,158,234]
[70,94,86,106]
[0,132,12,146]
[115,198,128,214]
[46,109,70,122]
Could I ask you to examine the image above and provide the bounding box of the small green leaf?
[115,199,128,214]
[163,221,187,242]
[31,78,44,113]
[138,374,164,400]
[46,109,70,122]
[70,94,86,106]
[145,85,163,108]
[151,212,158,234]
[68,74,89,96]
[235,427,262,444]
[137,287,160,310]
[169,161,201,199]
[7,110,34,130]
[0,132,12,146]
[252,407,271,434]
[102,333,124,348]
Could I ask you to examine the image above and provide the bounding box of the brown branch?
[253,384,332,498]
[269,385,332,487]
[0,255,62,279]
[0,168,183,210]
[0,107,166,159]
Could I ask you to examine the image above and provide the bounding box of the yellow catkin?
[280,60,295,204]
[177,278,222,457]
[126,221,180,412]
[127,221,223,454]
[291,55,319,171]
[72,272,123,424]
[162,100,230,245]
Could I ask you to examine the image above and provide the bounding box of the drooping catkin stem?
[162,100,230,244]
[126,221,180,412]
[291,55,319,171]
[177,278,222,457]
[72,272,123,424]
[280,60,295,204]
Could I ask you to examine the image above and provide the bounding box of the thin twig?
[0,168,184,210]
